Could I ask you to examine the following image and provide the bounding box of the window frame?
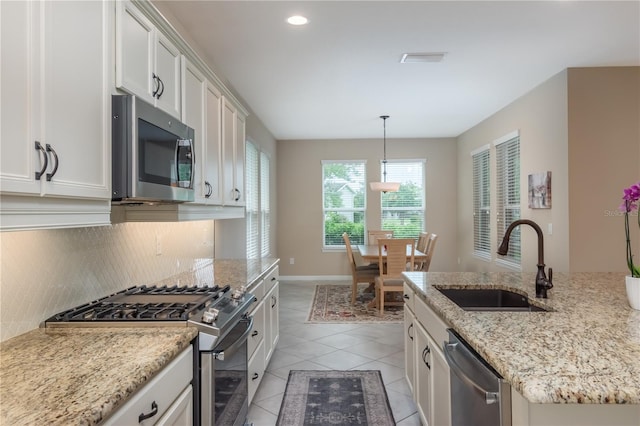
[494,131,521,270]
[379,159,426,240]
[471,145,491,261]
[246,141,271,259]
[322,160,367,250]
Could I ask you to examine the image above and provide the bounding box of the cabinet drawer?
[248,340,265,404]
[248,279,265,313]
[248,300,265,359]
[403,283,415,312]
[103,346,193,425]
[415,296,449,349]
[264,265,279,293]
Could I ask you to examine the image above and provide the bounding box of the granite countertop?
[0,258,280,425]
[0,327,197,425]
[402,271,640,404]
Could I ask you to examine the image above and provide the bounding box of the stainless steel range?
[45,283,256,426]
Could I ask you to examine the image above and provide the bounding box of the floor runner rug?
[306,284,403,323]
[276,370,395,426]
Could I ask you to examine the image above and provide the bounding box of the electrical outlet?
[547,223,553,235]
[289,257,295,265]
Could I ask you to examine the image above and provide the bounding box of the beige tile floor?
[247,281,421,425]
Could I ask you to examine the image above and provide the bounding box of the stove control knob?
[201,308,219,324]
[231,286,246,300]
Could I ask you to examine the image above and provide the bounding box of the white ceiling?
[157,1,640,140]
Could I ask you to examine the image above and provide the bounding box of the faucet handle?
[547,267,553,288]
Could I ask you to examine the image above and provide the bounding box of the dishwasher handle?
[443,342,499,405]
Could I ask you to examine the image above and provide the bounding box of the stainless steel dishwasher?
[443,330,512,426]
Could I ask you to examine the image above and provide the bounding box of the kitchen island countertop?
[402,271,640,404]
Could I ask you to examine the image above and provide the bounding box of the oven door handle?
[212,316,254,361]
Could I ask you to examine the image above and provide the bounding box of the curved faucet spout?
[497,219,553,298]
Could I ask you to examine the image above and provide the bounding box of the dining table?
[356,244,428,263]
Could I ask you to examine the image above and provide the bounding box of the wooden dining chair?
[374,238,415,315]
[420,233,438,272]
[368,230,394,245]
[343,233,380,305]
[414,232,430,269]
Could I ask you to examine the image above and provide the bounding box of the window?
[322,161,366,248]
[472,146,491,260]
[380,160,425,239]
[495,132,520,266]
[246,142,270,259]
[260,151,270,257]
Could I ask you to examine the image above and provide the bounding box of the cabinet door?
[234,113,246,206]
[414,321,433,426]
[221,98,237,205]
[40,0,110,199]
[0,0,40,195]
[265,281,279,363]
[155,385,193,426]
[154,31,181,118]
[431,344,451,426]
[204,82,223,204]
[182,58,207,203]
[116,0,155,104]
[404,306,416,394]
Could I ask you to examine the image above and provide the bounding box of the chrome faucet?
[497,219,553,298]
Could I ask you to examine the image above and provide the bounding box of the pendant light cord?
[381,115,389,182]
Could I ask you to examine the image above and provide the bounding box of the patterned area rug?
[307,284,403,323]
[276,370,395,426]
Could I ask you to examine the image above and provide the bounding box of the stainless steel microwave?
[112,95,195,204]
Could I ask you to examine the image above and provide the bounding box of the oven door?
[200,316,253,426]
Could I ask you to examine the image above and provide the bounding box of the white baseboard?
[279,275,350,282]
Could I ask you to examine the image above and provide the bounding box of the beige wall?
[456,67,640,274]
[568,67,640,272]
[457,71,570,273]
[277,138,458,277]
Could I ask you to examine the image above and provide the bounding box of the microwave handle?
[176,138,195,189]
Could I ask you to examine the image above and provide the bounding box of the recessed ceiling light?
[287,15,308,26]
[400,52,447,63]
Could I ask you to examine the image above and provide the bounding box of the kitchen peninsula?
[403,271,640,425]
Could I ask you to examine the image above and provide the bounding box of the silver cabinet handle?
[45,144,59,181]
[34,141,48,180]
[443,342,499,405]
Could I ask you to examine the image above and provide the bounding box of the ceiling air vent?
[400,52,446,63]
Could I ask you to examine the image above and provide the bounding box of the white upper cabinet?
[182,58,208,203]
[0,0,111,230]
[222,98,246,206]
[204,82,223,205]
[116,0,181,119]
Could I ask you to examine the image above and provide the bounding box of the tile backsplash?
[0,221,215,342]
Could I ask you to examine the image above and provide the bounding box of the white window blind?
[322,161,366,247]
[246,142,260,259]
[472,147,491,259]
[495,133,521,266]
[260,151,270,257]
[380,160,425,239]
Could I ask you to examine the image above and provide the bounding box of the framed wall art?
[528,172,551,209]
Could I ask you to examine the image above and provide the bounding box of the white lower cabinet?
[103,346,193,426]
[404,293,416,395]
[406,288,451,426]
[247,264,280,404]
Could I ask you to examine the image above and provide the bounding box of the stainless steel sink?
[435,288,548,312]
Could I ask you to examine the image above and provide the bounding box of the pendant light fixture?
[369,115,400,192]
